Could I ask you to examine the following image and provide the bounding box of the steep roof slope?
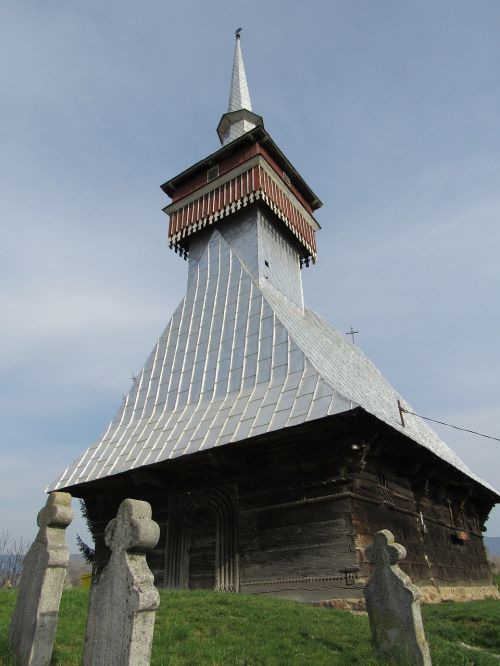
[48,229,496,495]
[262,283,494,490]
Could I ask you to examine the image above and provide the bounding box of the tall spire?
[217,30,263,146]
[228,29,252,112]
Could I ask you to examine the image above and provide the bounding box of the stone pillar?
[364,529,432,666]
[83,498,160,666]
[9,492,73,666]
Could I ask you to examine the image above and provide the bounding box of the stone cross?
[82,498,160,666]
[364,529,432,666]
[9,492,73,666]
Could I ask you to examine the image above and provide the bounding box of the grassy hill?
[1,583,499,665]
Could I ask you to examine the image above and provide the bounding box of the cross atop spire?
[228,29,252,113]
[217,30,263,146]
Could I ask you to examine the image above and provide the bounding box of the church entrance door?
[165,487,239,592]
[188,508,217,589]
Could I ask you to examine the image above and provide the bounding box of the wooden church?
[50,34,499,604]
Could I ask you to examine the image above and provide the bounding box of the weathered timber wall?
[238,496,358,600]
[352,456,493,589]
[78,413,496,601]
[234,433,361,600]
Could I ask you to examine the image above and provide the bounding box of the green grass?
[423,600,500,653]
[1,588,499,665]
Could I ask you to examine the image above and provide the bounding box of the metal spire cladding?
[217,31,263,146]
[228,30,252,112]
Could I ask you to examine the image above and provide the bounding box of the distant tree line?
[0,530,28,588]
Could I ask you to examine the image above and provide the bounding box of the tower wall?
[189,207,305,309]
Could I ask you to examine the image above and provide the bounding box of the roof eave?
[357,408,500,501]
[216,109,264,143]
[161,126,323,211]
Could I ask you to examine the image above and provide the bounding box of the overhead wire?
[400,408,500,443]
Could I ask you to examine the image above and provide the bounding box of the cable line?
[400,407,500,443]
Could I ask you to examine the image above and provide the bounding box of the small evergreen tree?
[77,499,95,565]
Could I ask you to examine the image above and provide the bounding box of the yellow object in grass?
[80,573,92,589]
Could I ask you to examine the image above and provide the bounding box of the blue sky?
[1,1,499,550]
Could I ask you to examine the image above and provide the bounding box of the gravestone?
[9,492,73,666]
[364,529,432,665]
[83,498,160,666]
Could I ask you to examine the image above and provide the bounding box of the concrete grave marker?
[83,498,160,666]
[364,529,432,665]
[9,492,73,666]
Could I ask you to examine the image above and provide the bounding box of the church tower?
[50,34,498,603]
[163,30,320,313]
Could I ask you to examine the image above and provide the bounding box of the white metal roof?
[228,35,252,113]
[48,225,496,494]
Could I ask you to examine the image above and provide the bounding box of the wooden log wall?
[235,436,361,600]
[78,413,495,601]
[352,447,493,588]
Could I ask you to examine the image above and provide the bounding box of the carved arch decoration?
[163,487,239,592]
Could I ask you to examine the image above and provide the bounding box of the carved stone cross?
[9,492,73,666]
[367,528,407,566]
[82,498,160,666]
[364,529,432,665]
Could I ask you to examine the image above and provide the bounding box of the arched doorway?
[188,508,217,589]
[164,487,239,592]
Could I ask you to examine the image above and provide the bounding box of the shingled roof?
[48,225,496,495]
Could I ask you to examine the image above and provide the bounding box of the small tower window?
[207,165,219,182]
[264,260,269,268]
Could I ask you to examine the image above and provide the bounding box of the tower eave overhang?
[161,125,323,212]
[216,109,264,144]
